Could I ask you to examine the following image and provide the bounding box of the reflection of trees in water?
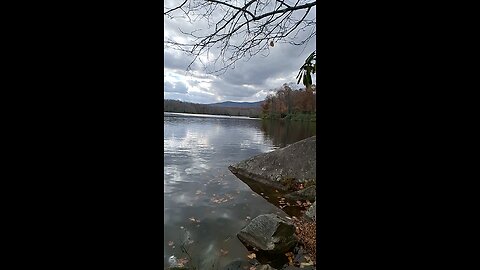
[260,119,316,148]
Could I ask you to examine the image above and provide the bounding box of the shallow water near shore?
[164,112,316,269]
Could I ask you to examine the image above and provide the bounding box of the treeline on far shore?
[164,99,261,117]
[261,84,316,122]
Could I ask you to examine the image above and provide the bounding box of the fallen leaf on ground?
[300,261,314,267]
[285,251,294,265]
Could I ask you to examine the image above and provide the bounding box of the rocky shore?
[229,136,317,269]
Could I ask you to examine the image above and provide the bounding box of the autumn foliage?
[261,84,316,119]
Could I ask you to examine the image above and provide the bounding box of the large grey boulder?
[237,214,297,254]
[229,136,316,191]
[304,200,316,221]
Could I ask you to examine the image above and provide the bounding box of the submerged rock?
[237,214,297,254]
[283,266,315,270]
[229,136,316,191]
[285,185,316,201]
[222,259,250,270]
[256,264,277,270]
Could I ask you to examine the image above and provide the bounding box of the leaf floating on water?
[247,252,256,259]
[177,257,189,267]
[189,217,200,223]
[211,196,229,204]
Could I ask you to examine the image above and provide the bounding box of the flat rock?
[237,214,297,254]
[229,136,316,191]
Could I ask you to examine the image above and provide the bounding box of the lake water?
[164,112,316,269]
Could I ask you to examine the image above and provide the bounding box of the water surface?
[164,112,315,269]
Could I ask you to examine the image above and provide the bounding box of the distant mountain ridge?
[164,99,261,117]
[207,101,263,108]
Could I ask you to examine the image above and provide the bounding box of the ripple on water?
[163,114,315,268]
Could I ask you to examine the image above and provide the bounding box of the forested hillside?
[164,100,261,117]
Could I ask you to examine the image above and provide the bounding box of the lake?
[164,112,316,269]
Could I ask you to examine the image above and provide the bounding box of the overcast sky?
[164,1,316,104]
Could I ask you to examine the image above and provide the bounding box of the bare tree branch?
[164,0,316,74]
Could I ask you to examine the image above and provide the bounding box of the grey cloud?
[163,4,316,104]
[164,80,188,94]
